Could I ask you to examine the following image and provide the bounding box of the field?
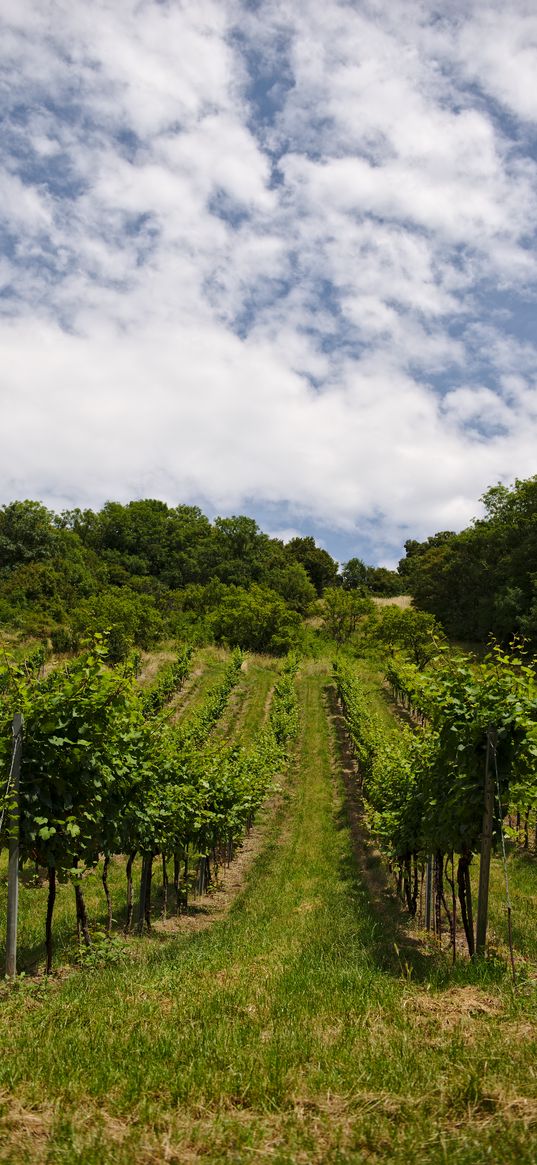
[372,595,413,609]
[1,650,537,1164]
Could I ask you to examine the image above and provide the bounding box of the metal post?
[6,713,23,978]
[476,728,497,956]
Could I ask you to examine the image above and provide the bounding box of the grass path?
[213,654,278,744]
[167,646,231,724]
[1,662,537,1163]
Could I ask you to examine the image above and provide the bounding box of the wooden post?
[476,728,497,956]
[6,713,24,978]
[137,854,149,934]
[424,856,433,930]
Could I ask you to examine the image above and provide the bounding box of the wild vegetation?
[398,474,537,646]
[0,498,407,660]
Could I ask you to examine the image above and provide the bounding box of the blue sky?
[1,0,537,566]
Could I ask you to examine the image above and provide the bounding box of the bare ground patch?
[401,986,506,1047]
[405,986,501,1021]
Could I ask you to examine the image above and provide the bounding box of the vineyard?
[0,642,297,972]
[1,641,537,1163]
[335,645,537,960]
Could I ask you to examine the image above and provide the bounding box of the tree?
[323,587,374,646]
[286,536,338,595]
[71,588,164,660]
[210,585,302,654]
[162,505,213,587]
[364,566,405,596]
[396,478,537,646]
[210,516,271,587]
[266,561,316,613]
[0,501,59,573]
[370,606,445,667]
[341,558,368,591]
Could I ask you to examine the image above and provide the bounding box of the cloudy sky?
[1,0,537,565]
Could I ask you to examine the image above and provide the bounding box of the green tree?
[370,605,445,666]
[364,566,405,596]
[266,561,316,613]
[210,516,271,587]
[162,505,213,587]
[71,589,164,660]
[210,585,302,654]
[341,557,368,591]
[397,476,537,646]
[0,501,59,573]
[323,587,374,646]
[286,536,338,595]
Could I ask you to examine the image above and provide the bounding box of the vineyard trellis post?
[6,713,24,979]
[424,856,433,930]
[476,728,497,957]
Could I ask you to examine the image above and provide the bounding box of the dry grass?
[372,595,412,609]
[136,645,177,685]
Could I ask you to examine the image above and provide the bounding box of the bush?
[71,588,165,656]
[210,585,302,655]
[50,626,79,654]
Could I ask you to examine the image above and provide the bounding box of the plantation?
[2,487,537,1163]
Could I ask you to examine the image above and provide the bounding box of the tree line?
[399,475,537,648]
[0,499,402,657]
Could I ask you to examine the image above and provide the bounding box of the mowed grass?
[475,842,537,966]
[168,645,233,722]
[1,662,537,1163]
[213,654,279,744]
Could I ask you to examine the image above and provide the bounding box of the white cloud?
[0,0,536,560]
[455,4,537,125]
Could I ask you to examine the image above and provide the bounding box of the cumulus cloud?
[0,0,536,563]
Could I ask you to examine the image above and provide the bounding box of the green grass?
[213,654,279,744]
[345,649,403,735]
[167,645,232,723]
[1,660,537,1163]
[473,841,537,966]
[0,853,136,973]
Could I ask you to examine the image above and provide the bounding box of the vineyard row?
[1,642,298,971]
[334,645,537,958]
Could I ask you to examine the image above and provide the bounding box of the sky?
[1,0,537,567]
